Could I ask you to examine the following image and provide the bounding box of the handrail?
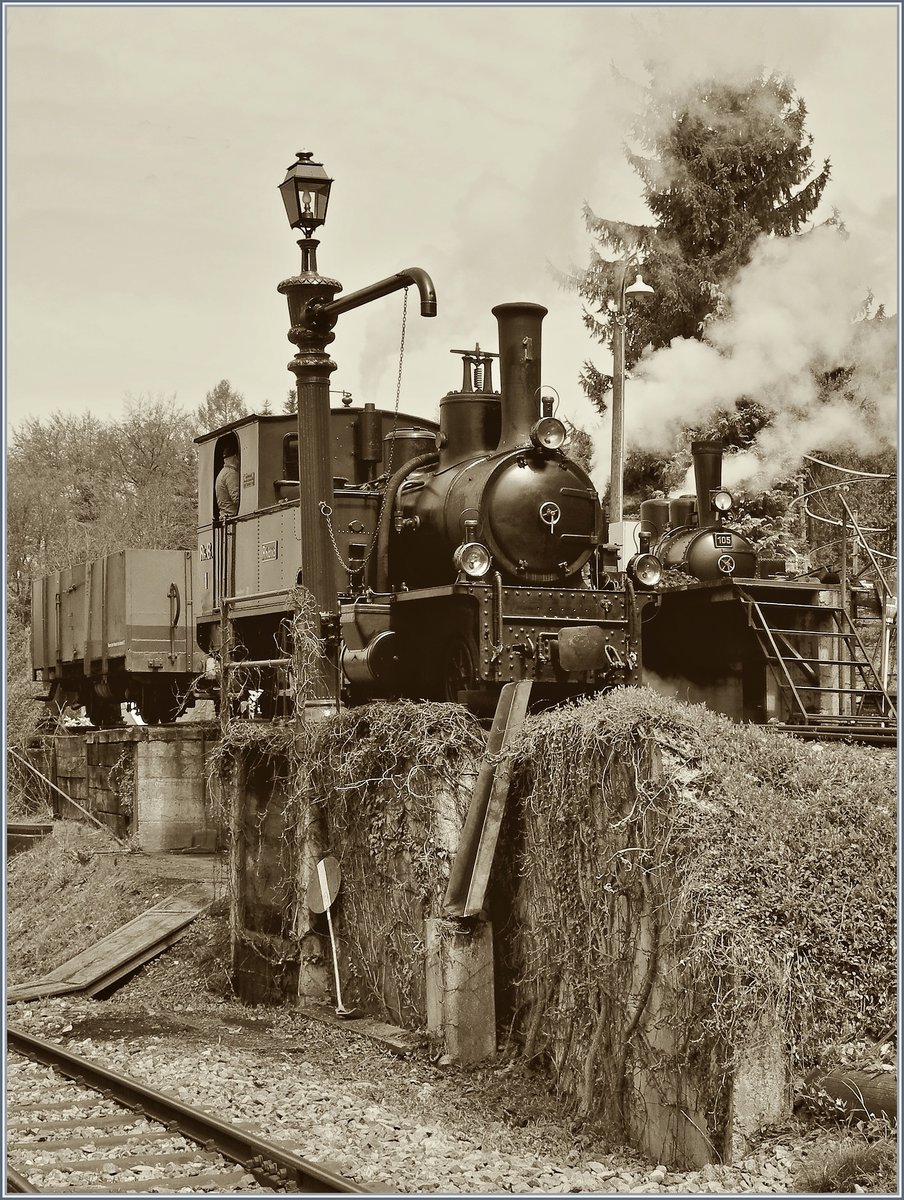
[789,475,893,511]
[802,453,892,479]
[837,492,893,601]
[835,492,896,691]
[800,504,886,534]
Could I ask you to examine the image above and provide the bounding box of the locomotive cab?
[194,407,439,663]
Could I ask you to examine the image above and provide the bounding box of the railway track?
[6,1025,367,1194]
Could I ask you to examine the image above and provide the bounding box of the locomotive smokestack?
[691,440,724,528]
[492,302,548,451]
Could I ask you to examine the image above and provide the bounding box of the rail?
[7,1025,365,1193]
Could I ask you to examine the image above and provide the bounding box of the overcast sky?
[4,3,899,491]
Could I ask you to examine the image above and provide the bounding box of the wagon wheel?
[85,697,123,729]
[440,632,479,704]
[140,686,182,726]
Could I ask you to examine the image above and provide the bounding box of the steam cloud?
[622,223,898,489]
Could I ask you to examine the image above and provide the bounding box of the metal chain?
[321,288,409,575]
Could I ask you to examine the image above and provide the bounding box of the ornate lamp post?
[276,151,437,717]
[608,255,654,539]
[277,151,342,717]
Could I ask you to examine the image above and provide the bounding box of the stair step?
[759,626,860,638]
[785,685,887,695]
[762,654,872,667]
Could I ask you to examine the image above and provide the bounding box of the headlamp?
[453,541,492,579]
[712,490,733,513]
[530,416,567,451]
[627,552,663,588]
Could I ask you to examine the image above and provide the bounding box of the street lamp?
[277,153,344,719]
[279,150,333,237]
[276,151,438,719]
[608,255,654,542]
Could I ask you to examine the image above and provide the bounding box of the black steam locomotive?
[195,302,654,713]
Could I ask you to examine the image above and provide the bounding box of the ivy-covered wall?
[216,689,896,1165]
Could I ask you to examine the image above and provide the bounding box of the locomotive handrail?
[223,588,293,605]
[314,267,437,320]
[223,657,292,671]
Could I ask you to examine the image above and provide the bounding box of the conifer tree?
[575,69,831,409]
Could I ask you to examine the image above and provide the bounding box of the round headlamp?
[712,489,733,513]
[530,416,566,450]
[627,552,663,588]
[453,541,492,579]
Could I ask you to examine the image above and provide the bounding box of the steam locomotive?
[31,305,894,742]
[194,302,653,714]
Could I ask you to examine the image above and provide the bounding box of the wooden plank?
[6,883,217,1003]
[37,883,216,984]
[443,681,532,918]
[297,1003,426,1056]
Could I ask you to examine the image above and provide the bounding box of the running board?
[443,681,532,919]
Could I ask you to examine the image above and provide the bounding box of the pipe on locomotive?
[691,440,724,526]
[492,302,548,451]
[376,451,440,591]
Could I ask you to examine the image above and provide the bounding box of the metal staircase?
[740,589,897,745]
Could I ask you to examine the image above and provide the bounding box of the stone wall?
[31,725,220,851]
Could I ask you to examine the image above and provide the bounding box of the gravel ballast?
[8,991,850,1195]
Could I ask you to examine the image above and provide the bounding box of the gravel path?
[9,996,833,1195]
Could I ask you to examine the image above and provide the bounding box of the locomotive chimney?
[492,302,548,452]
[691,440,724,528]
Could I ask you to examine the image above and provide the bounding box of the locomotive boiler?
[388,304,601,591]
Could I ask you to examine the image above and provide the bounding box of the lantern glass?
[279,151,333,235]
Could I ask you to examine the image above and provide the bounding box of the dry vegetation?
[508,688,897,1071]
[6,823,165,983]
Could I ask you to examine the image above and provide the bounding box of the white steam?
[622,224,897,488]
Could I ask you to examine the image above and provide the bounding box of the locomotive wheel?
[440,633,479,704]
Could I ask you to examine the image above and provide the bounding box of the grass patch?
[793,1128,898,1193]
[5,822,165,984]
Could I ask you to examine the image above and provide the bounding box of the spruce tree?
[575,69,831,409]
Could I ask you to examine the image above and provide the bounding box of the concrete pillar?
[133,726,216,851]
[425,917,496,1064]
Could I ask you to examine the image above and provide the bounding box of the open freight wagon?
[31,548,203,726]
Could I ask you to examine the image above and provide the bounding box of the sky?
[4,2,900,495]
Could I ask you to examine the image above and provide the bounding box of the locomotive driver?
[215,441,240,518]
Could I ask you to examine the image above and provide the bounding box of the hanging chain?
[321,287,410,574]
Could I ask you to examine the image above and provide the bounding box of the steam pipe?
[315,268,437,320]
